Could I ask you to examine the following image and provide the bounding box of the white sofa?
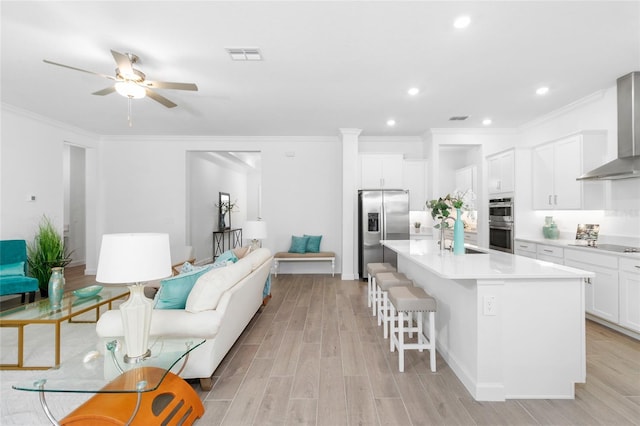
[96,247,273,390]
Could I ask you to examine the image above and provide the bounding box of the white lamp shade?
[96,233,172,284]
[244,221,267,240]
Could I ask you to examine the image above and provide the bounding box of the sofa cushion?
[186,259,252,313]
[0,261,25,277]
[288,235,309,253]
[304,234,322,253]
[97,308,223,339]
[0,275,38,296]
[154,265,212,309]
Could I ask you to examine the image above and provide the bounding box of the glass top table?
[12,337,205,425]
[0,285,130,369]
[13,337,205,393]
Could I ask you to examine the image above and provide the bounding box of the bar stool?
[375,271,413,339]
[388,286,437,373]
[366,262,395,315]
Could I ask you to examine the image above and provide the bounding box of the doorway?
[63,144,86,266]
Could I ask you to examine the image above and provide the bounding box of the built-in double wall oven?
[489,197,514,253]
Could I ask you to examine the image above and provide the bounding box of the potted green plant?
[27,216,73,296]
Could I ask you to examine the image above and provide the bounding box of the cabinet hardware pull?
[635,265,640,269]
[544,249,553,253]
[554,195,558,205]
[548,195,552,205]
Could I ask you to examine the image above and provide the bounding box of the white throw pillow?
[243,247,271,271]
[185,259,252,313]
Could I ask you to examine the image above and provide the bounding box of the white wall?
[517,86,640,243]
[0,106,99,264]
[98,136,342,274]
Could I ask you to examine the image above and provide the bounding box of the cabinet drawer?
[514,240,536,254]
[620,257,640,273]
[565,249,618,269]
[537,244,563,259]
[463,232,478,245]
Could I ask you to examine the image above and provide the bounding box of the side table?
[212,228,242,260]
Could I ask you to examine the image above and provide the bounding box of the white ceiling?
[2,1,639,137]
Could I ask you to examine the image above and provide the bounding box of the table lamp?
[244,220,267,251]
[96,233,171,363]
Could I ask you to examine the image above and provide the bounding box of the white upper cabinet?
[487,150,514,195]
[361,154,404,189]
[532,132,606,210]
[403,159,427,210]
[455,165,477,195]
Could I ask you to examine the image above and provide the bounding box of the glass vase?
[219,212,226,230]
[48,267,65,310]
[453,208,465,255]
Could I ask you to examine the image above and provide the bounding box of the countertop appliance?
[569,243,640,253]
[489,197,514,253]
[358,189,409,280]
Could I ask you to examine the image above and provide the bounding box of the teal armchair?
[0,240,38,303]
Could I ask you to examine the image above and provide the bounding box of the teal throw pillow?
[154,265,212,309]
[0,261,25,277]
[214,250,238,267]
[289,235,309,254]
[304,234,322,253]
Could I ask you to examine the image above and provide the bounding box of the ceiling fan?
[43,49,198,109]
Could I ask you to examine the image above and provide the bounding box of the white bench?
[273,251,335,277]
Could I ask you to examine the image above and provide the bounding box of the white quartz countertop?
[516,236,640,259]
[381,239,595,280]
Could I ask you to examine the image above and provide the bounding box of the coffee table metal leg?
[36,379,61,426]
[54,322,61,366]
[18,325,24,368]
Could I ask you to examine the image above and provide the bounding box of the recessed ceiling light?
[536,86,549,95]
[482,118,492,126]
[453,15,471,29]
[387,119,396,127]
[408,87,420,96]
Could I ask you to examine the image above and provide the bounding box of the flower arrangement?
[426,189,475,229]
[216,200,238,214]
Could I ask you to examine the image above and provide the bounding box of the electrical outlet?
[483,295,496,316]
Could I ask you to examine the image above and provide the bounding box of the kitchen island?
[381,239,594,401]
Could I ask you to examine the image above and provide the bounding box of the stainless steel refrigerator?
[358,189,410,280]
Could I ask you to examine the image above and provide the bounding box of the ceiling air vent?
[449,116,469,121]
[226,48,263,61]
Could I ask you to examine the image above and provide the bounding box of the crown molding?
[99,134,338,143]
[1,102,98,139]
[519,89,607,131]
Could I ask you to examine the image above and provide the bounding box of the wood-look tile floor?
[198,274,640,426]
[11,267,638,425]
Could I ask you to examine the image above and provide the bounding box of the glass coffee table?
[13,337,205,425]
[0,285,129,370]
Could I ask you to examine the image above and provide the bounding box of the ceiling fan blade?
[43,59,116,80]
[92,86,116,96]
[146,89,177,108]
[144,81,198,91]
[111,49,133,76]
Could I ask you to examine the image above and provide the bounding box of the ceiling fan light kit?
[43,49,198,126]
[115,81,146,99]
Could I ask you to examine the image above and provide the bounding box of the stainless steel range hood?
[578,71,640,180]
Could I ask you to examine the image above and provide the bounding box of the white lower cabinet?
[514,240,537,259]
[536,244,563,263]
[619,257,640,333]
[565,249,619,324]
